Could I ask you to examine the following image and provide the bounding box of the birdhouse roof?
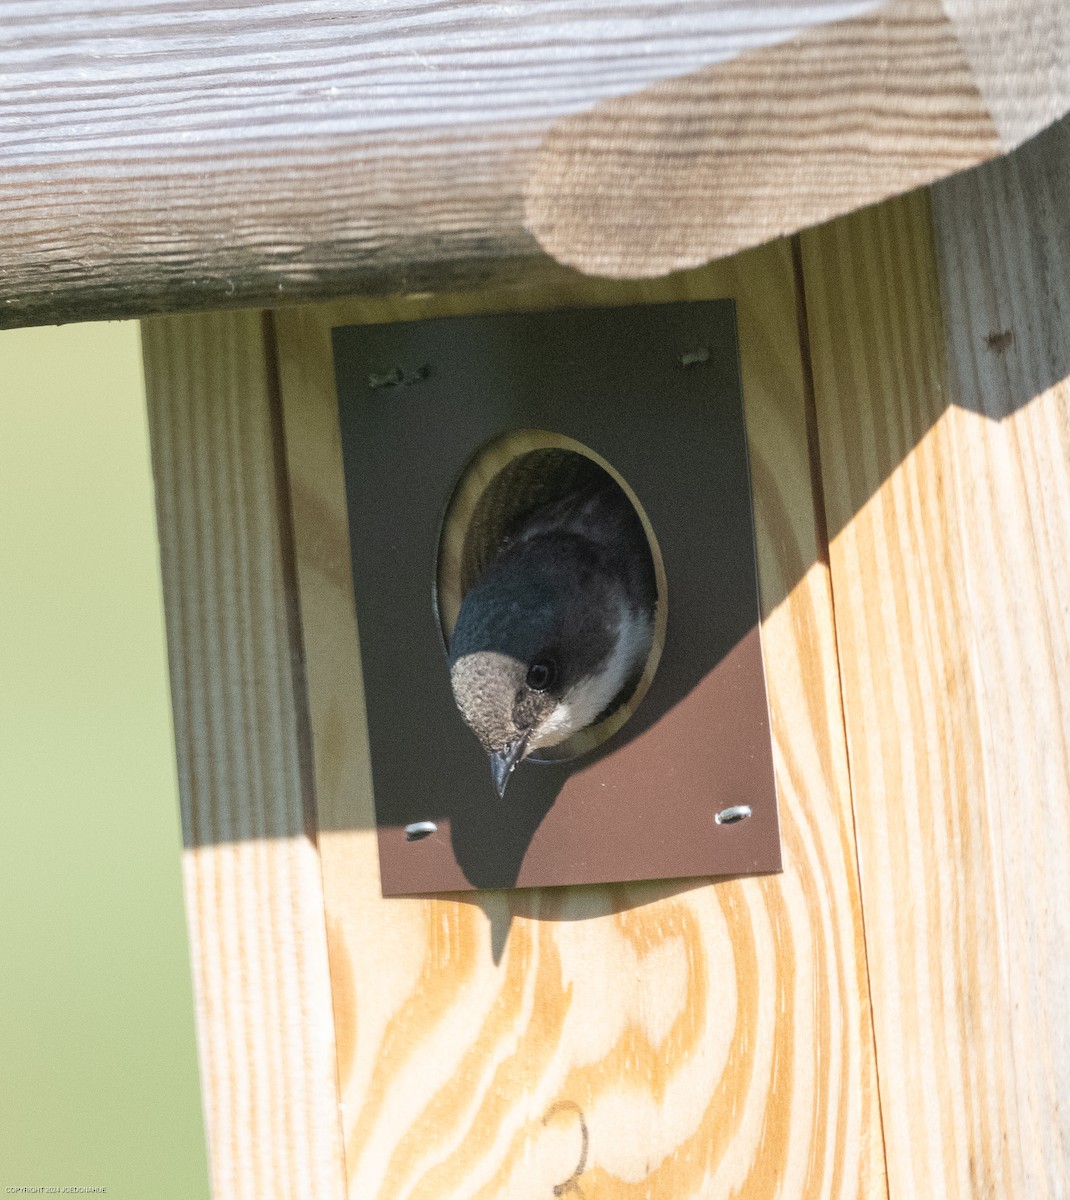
[2,0,1067,327]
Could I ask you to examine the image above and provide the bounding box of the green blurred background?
[0,323,211,1197]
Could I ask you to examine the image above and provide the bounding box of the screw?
[715,804,752,826]
[368,364,432,391]
[405,821,438,842]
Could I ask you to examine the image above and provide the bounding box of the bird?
[447,459,657,798]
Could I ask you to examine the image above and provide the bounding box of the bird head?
[448,649,562,797]
[447,530,647,797]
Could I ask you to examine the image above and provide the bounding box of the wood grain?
[931,121,1070,1196]
[802,180,1070,1197]
[525,0,1000,277]
[941,0,1070,147]
[142,311,347,1200]
[271,248,887,1197]
[4,0,1067,327]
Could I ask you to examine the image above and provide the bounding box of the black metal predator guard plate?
[332,301,781,895]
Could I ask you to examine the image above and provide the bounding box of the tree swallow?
[448,464,657,797]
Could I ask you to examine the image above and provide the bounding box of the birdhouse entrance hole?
[435,431,668,763]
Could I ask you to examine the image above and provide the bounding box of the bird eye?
[526,660,556,692]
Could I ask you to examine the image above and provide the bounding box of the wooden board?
[801,174,1070,1195]
[271,249,886,1197]
[930,121,1070,1197]
[5,0,1068,327]
[141,312,347,1200]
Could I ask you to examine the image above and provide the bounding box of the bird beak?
[489,734,529,799]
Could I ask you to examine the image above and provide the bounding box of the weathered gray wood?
[2,0,1067,326]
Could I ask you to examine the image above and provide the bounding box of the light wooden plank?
[802,181,1070,1197]
[142,311,347,1200]
[272,248,888,1197]
[3,0,1066,326]
[931,120,1070,1198]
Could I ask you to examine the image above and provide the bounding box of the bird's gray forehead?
[449,650,525,699]
[449,650,527,746]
